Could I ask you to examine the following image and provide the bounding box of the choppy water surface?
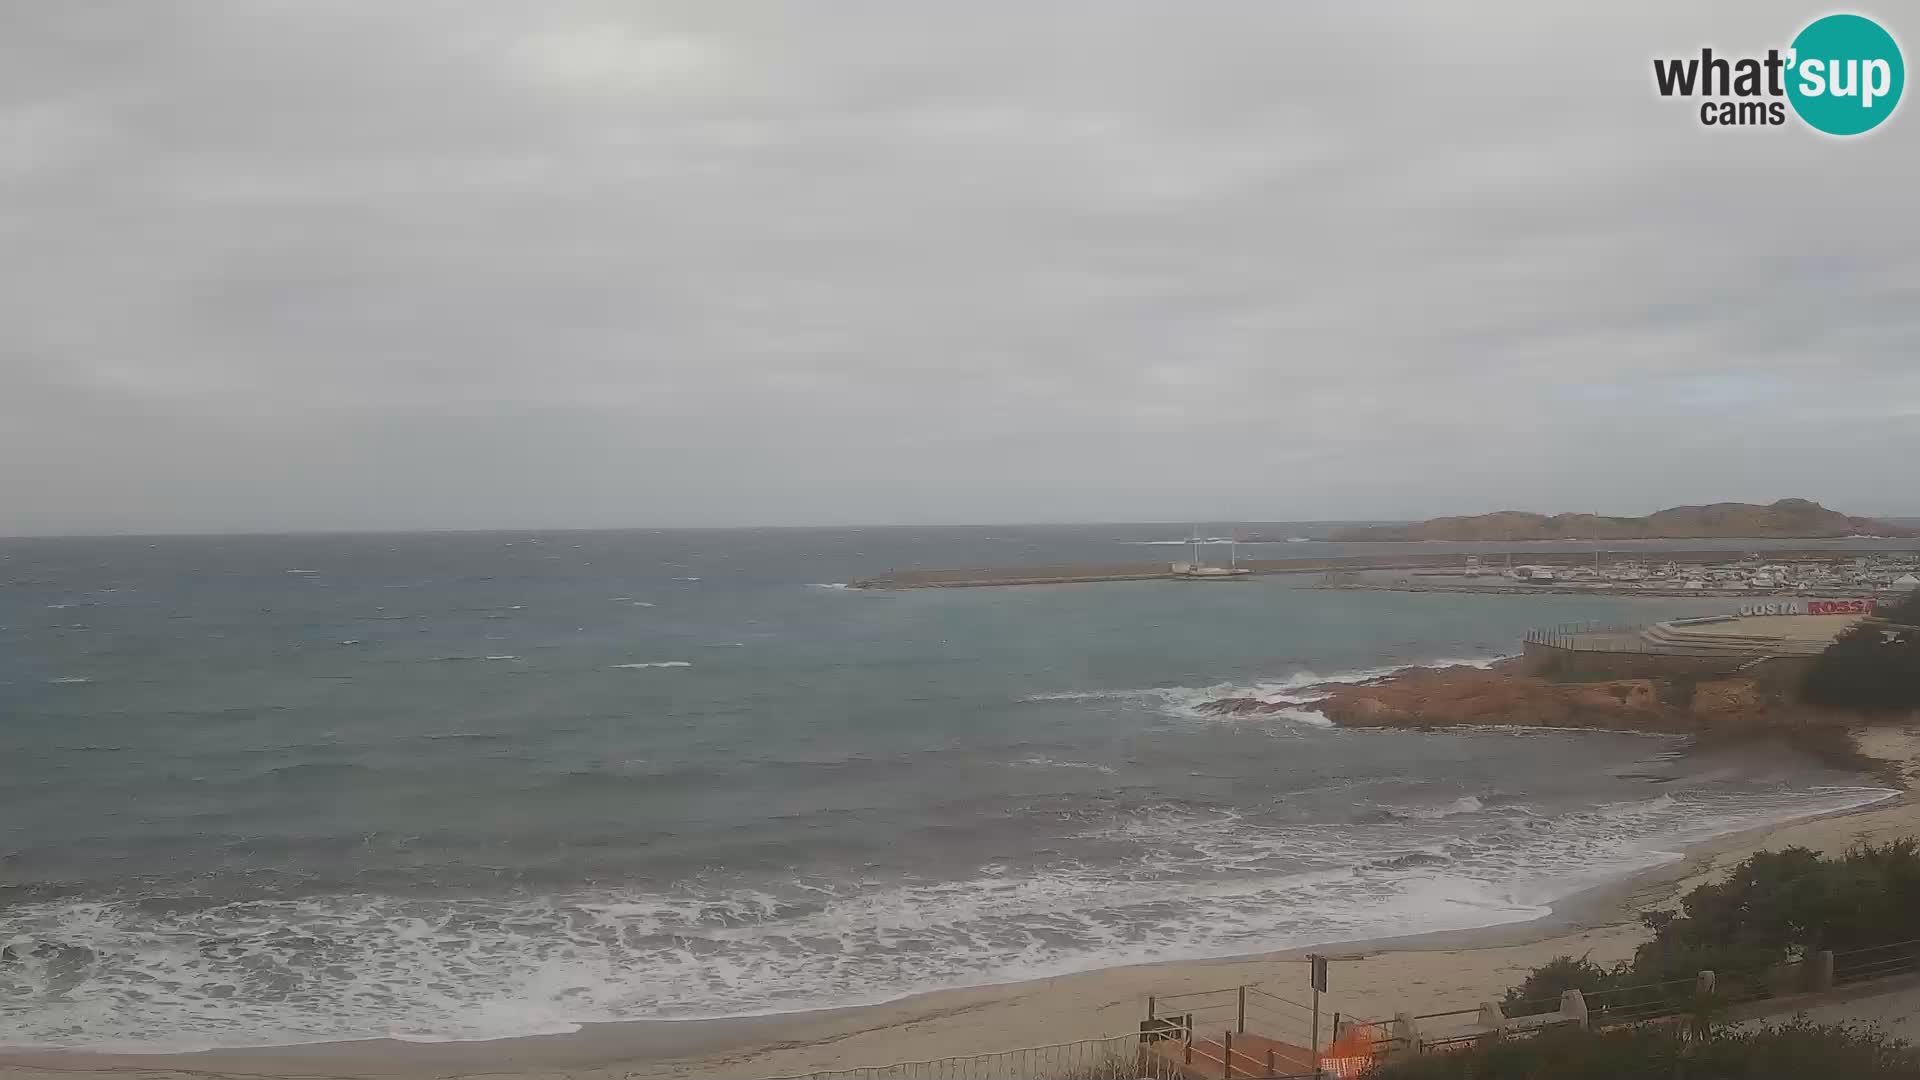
[0,528,1898,1049]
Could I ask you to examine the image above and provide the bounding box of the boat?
[1170,528,1252,580]
[1171,563,1251,579]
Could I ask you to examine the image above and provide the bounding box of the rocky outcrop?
[1202,665,1787,734]
[1330,668,1697,731]
[1198,665,1908,784]
[1330,498,1914,542]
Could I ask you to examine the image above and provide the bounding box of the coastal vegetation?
[1801,590,1920,712]
[1368,1022,1920,1079]
[1451,844,1920,1076]
[1501,841,1920,1018]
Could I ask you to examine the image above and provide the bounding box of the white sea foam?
[806,583,851,590]
[1016,756,1119,774]
[1399,796,1485,820]
[612,661,692,669]
[1025,656,1509,727]
[0,785,1891,1052]
[1270,707,1336,728]
[46,676,92,685]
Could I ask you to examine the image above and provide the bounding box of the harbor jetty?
[849,548,1914,590]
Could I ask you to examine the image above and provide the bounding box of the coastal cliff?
[1329,498,1914,542]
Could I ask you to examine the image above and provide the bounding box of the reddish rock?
[1690,678,1769,719]
[1194,665,1893,781]
[1195,663,1851,740]
[1303,667,1710,733]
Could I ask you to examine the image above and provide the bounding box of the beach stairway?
[1146,1030,1316,1078]
[1141,985,1327,1078]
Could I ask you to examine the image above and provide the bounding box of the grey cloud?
[2,0,1916,534]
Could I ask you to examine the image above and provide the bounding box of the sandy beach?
[6,724,1917,1080]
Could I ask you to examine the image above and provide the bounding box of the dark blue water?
[0,528,1902,1049]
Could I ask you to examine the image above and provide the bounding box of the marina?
[852,548,1920,596]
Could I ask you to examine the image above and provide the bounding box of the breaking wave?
[1022,656,1508,725]
[1389,796,1486,820]
[1015,756,1119,774]
[0,786,1890,1052]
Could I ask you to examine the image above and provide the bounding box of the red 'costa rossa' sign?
[1807,598,1876,615]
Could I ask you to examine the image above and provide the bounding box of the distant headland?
[1327,498,1916,542]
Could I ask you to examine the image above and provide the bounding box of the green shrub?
[1499,842,1920,1020]
[1367,1021,1920,1080]
[1500,955,1628,1017]
[1801,591,1920,711]
[1631,841,1920,978]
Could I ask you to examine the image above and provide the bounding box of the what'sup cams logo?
[1654,13,1904,135]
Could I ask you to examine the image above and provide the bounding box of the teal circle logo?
[1787,14,1904,135]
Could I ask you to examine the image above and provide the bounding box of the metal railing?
[754,1031,1182,1080]
[1362,936,1920,1061]
[757,941,1920,1080]
[1146,984,1323,1077]
[1522,621,1655,651]
[1833,936,1920,985]
[1176,1031,1311,1079]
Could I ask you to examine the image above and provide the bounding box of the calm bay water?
[0,527,1900,1049]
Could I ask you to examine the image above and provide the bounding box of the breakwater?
[849,549,1871,589]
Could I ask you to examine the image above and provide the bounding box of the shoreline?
[6,728,1915,1080]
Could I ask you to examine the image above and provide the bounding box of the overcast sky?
[2,2,1915,534]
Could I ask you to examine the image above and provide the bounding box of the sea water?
[0,527,1900,1049]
